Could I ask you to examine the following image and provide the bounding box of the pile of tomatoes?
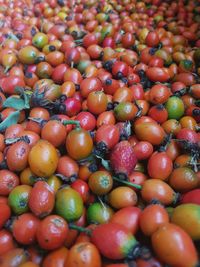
[0,0,200,266]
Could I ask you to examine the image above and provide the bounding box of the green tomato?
[32,33,48,49]
[8,185,31,215]
[55,187,83,222]
[87,202,114,224]
[165,96,184,120]
[171,204,200,240]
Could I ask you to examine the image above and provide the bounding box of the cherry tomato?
[36,215,68,250]
[0,230,15,256]
[108,186,138,209]
[139,204,169,236]
[42,247,69,267]
[66,128,93,160]
[12,213,40,245]
[28,181,55,217]
[6,141,30,172]
[65,242,102,267]
[171,204,200,240]
[0,170,19,196]
[134,122,165,145]
[110,206,141,235]
[152,223,198,267]
[28,140,59,177]
[147,152,173,180]
[169,167,199,192]
[88,170,113,195]
[0,203,11,229]
[141,179,177,205]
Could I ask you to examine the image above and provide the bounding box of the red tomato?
[36,215,68,250]
[147,152,173,180]
[110,206,141,234]
[152,223,198,267]
[0,203,11,229]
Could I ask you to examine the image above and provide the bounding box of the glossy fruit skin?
[110,207,141,235]
[0,203,11,229]
[176,128,199,144]
[139,204,169,236]
[18,46,38,64]
[169,167,199,192]
[65,242,102,267]
[141,179,177,205]
[180,189,200,205]
[41,120,66,147]
[114,102,138,121]
[134,122,165,145]
[28,140,59,177]
[0,170,19,196]
[87,202,114,224]
[12,213,40,245]
[132,141,153,161]
[88,171,113,195]
[28,181,55,218]
[76,112,96,131]
[71,179,89,204]
[149,84,171,105]
[8,184,32,215]
[95,124,120,150]
[18,262,39,267]
[147,152,173,180]
[0,230,15,256]
[6,141,30,172]
[152,223,198,267]
[42,247,69,267]
[165,96,185,120]
[36,215,68,250]
[171,204,200,240]
[55,187,84,222]
[146,67,170,82]
[108,186,138,209]
[66,128,93,160]
[87,91,108,115]
[0,248,30,267]
[56,156,79,179]
[91,223,138,260]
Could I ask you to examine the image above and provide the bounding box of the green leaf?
[95,155,111,171]
[0,111,20,132]
[3,97,25,110]
[3,88,32,110]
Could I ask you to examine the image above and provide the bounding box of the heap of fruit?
[0,0,200,266]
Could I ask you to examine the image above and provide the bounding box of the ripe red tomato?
[147,152,173,180]
[28,181,55,217]
[139,204,169,236]
[0,230,15,256]
[152,223,198,267]
[110,206,141,234]
[0,203,11,229]
[12,213,40,245]
[36,215,68,250]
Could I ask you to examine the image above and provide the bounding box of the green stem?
[4,65,11,74]
[112,176,142,190]
[62,120,80,127]
[4,135,30,145]
[69,224,92,235]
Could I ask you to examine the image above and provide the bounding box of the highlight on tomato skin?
[0,0,199,265]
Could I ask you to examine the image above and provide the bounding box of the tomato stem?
[4,135,30,145]
[69,224,92,236]
[112,176,142,190]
